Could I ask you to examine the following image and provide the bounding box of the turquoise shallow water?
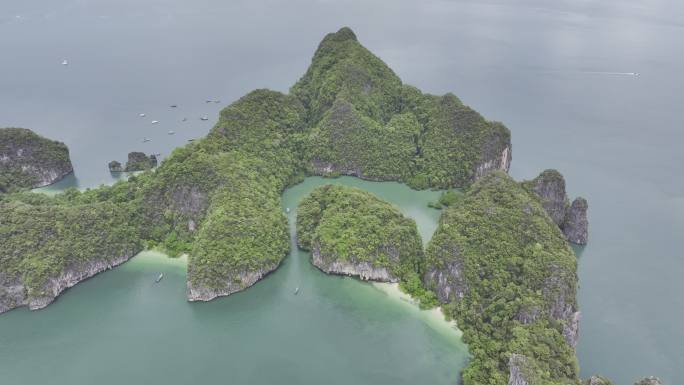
[0,177,468,385]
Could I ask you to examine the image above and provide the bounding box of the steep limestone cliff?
[523,169,589,245]
[563,197,589,245]
[507,354,534,385]
[0,128,73,191]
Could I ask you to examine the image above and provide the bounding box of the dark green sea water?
[1,1,683,384]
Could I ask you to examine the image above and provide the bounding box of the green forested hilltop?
[425,171,579,385]
[293,27,512,188]
[297,185,423,282]
[291,27,403,124]
[0,128,73,192]
[0,27,514,306]
[1,26,599,384]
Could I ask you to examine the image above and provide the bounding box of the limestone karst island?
[1,4,679,385]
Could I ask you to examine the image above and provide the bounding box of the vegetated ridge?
[0,27,602,385]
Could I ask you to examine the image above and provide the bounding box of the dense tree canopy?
[0,26,597,384]
[297,184,423,281]
[426,172,579,385]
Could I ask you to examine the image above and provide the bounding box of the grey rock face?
[529,169,568,225]
[0,274,27,314]
[124,152,157,171]
[562,311,581,349]
[424,245,466,303]
[139,183,209,243]
[515,305,541,324]
[186,264,279,302]
[563,197,589,245]
[0,251,139,314]
[474,139,512,180]
[543,263,580,348]
[311,243,398,282]
[507,354,531,385]
[525,169,589,245]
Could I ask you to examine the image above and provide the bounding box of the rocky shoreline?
[186,264,280,302]
[0,250,140,314]
[311,244,398,282]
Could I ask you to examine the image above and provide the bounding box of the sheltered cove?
[0,28,605,384]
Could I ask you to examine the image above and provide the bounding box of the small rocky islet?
[1,27,656,384]
[297,184,423,283]
[0,127,73,192]
[108,152,158,173]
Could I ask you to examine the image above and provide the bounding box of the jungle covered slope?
[522,169,589,245]
[297,185,423,282]
[293,27,512,188]
[0,128,73,192]
[1,27,516,311]
[0,191,142,312]
[425,171,579,385]
[0,25,606,384]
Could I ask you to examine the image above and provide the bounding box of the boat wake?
[579,71,640,76]
[540,69,640,77]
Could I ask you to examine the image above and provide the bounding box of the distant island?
[3,27,660,385]
[0,127,73,192]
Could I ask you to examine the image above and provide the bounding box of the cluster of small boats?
[136,103,215,143]
[59,59,214,145]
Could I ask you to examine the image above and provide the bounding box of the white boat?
[62,60,68,66]
[168,130,175,135]
[286,207,290,213]
[155,273,164,283]
[139,113,146,117]
[151,120,159,124]
[200,116,208,121]
[294,287,299,295]
[142,138,151,143]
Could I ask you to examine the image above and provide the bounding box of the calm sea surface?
[0,177,468,385]
[1,1,683,384]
